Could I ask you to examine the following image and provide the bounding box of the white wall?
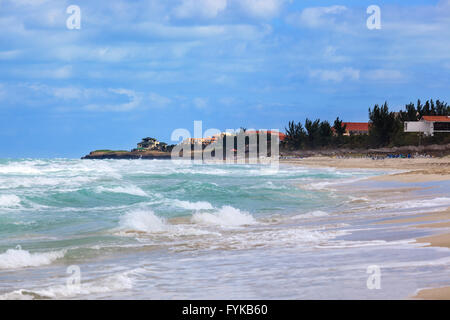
[404,121,433,135]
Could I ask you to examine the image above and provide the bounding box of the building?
[245,130,286,141]
[179,131,286,149]
[137,137,160,150]
[339,122,370,136]
[181,137,218,148]
[404,116,450,136]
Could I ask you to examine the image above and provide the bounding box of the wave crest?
[119,210,166,233]
[0,248,65,269]
[0,195,21,208]
[192,206,256,227]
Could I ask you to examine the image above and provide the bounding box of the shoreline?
[281,156,450,183]
[282,156,450,300]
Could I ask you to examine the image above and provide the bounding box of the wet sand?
[281,156,450,182]
[282,156,450,299]
[414,287,450,300]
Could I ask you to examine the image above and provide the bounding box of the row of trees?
[284,118,348,149]
[399,99,450,121]
[283,99,450,150]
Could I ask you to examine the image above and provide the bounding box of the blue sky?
[1,0,449,158]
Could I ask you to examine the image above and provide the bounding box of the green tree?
[368,102,400,147]
[333,117,347,137]
[399,103,418,121]
[284,121,306,149]
[319,121,333,146]
[304,118,321,148]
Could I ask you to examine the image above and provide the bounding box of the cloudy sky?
[1,0,449,157]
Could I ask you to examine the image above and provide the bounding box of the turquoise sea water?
[0,159,449,299]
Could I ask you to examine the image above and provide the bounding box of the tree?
[304,118,321,148]
[284,121,306,149]
[436,100,449,116]
[333,117,347,137]
[368,102,400,147]
[319,121,333,146]
[399,103,418,121]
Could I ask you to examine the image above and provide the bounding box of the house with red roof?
[341,122,370,136]
[404,115,450,136]
[245,130,286,141]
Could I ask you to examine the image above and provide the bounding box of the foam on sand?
[374,197,450,211]
[291,210,329,219]
[192,206,256,227]
[0,248,65,269]
[0,271,136,300]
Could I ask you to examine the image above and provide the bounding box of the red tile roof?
[422,116,450,122]
[245,130,286,141]
[342,122,369,132]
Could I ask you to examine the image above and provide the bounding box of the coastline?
[1,157,449,299]
[281,156,450,300]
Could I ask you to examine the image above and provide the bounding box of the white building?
[404,116,450,136]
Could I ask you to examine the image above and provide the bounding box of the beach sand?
[281,156,450,182]
[413,287,450,300]
[282,156,450,299]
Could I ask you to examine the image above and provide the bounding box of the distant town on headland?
[82,99,450,160]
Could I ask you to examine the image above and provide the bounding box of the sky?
[0,0,449,158]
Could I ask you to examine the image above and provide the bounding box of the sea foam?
[0,195,21,208]
[117,209,220,238]
[0,248,65,269]
[172,200,214,211]
[0,271,135,300]
[96,185,148,197]
[291,210,329,219]
[119,210,166,233]
[192,206,256,227]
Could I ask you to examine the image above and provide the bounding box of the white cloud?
[219,96,238,106]
[51,87,83,100]
[84,89,142,112]
[0,84,5,100]
[322,46,349,63]
[173,0,227,19]
[148,92,172,107]
[0,50,21,60]
[309,67,360,82]
[287,5,348,28]
[193,97,208,109]
[17,65,73,79]
[365,69,406,82]
[7,0,50,6]
[237,0,287,18]
[50,65,72,79]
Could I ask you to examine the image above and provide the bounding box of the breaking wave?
[119,210,166,233]
[95,185,148,197]
[0,248,65,269]
[192,206,256,227]
[0,194,21,208]
[172,200,214,211]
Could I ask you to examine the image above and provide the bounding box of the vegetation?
[93,150,129,153]
[283,99,450,150]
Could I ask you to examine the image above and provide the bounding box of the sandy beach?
[282,156,450,299]
[281,156,450,181]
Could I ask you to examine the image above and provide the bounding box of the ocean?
[0,159,449,299]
